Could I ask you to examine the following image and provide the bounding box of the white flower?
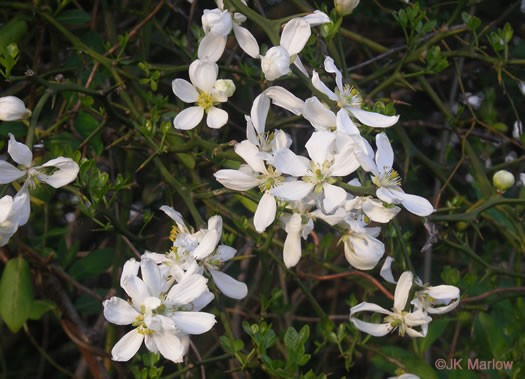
[388,374,420,379]
[350,271,432,337]
[0,96,31,121]
[280,213,314,268]
[411,283,460,314]
[357,133,434,217]
[0,134,79,225]
[103,259,215,363]
[271,131,358,213]
[342,219,384,270]
[312,56,399,128]
[335,0,360,16]
[303,10,330,26]
[0,190,29,247]
[172,59,232,130]
[198,4,259,61]
[260,17,312,81]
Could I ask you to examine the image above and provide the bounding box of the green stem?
[26,89,53,149]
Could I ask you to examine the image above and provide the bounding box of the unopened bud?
[335,0,360,16]
[214,79,236,97]
[0,96,31,121]
[493,170,515,191]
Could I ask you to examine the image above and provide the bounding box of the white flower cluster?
[350,265,460,337]
[214,55,434,270]
[103,206,247,363]
[0,132,79,246]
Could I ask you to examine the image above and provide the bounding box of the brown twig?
[296,264,395,301]
[460,287,525,304]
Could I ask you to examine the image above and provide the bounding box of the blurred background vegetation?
[0,0,524,377]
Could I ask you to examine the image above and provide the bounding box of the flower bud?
[214,79,236,97]
[260,46,291,81]
[0,96,32,121]
[335,0,360,16]
[493,170,515,191]
[201,9,232,37]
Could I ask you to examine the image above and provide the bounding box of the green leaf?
[56,9,92,25]
[284,327,299,350]
[74,112,103,155]
[68,248,114,280]
[418,319,449,352]
[478,312,506,359]
[220,336,234,353]
[0,257,33,332]
[29,300,56,320]
[234,194,258,213]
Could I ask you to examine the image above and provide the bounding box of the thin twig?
[461,287,525,304]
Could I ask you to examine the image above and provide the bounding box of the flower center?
[373,168,401,188]
[197,92,214,111]
[257,165,283,192]
[337,84,362,109]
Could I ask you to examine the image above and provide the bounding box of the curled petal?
[264,86,305,115]
[233,23,259,58]
[37,157,79,188]
[198,33,227,62]
[393,271,413,312]
[303,97,336,130]
[103,297,140,325]
[280,18,311,56]
[254,192,276,233]
[8,133,32,167]
[347,107,399,128]
[214,168,259,191]
[312,71,337,101]
[380,256,396,284]
[209,269,248,299]
[235,140,267,174]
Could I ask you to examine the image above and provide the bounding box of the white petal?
[350,318,393,337]
[272,148,309,176]
[111,328,144,361]
[348,107,400,128]
[393,271,413,312]
[324,56,343,93]
[0,195,13,223]
[0,161,26,184]
[251,93,270,135]
[312,71,337,101]
[209,269,248,299]
[0,96,31,121]
[362,198,401,223]
[264,86,305,115]
[172,311,216,334]
[103,297,140,325]
[8,133,32,167]
[280,18,311,56]
[173,106,204,130]
[37,157,79,188]
[425,285,460,301]
[160,205,185,228]
[202,9,232,36]
[303,97,336,130]
[331,149,359,177]
[336,108,360,135]
[397,192,435,217]
[254,192,276,233]
[172,79,199,103]
[206,106,228,129]
[152,332,184,363]
[191,290,215,311]
[305,131,335,164]
[376,187,404,204]
[120,258,140,288]
[303,10,330,26]
[375,133,394,175]
[141,258,162,297]
[270,181,314,201]
[232,23,259,58]
[344,234,384,270]
[122,275,151,306]
[350,301,394,317]
[311,207,348,226]
[215,245,237,262]
[214,168,259,191]
[166,274,207,305]
[322,183,347,213]
[192,60,219,92]
[235,140,266,173]
[192,229,220,259]
[12,185,30,225]
[380,256,396,284]
[293,55,309,78]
